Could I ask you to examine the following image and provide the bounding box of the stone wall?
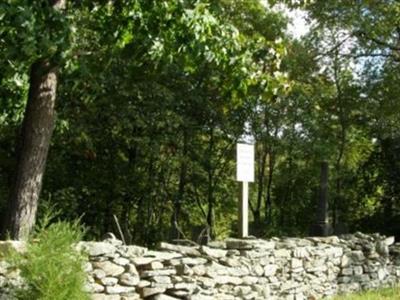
[1,233,400,299]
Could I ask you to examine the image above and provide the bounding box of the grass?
[335,286,400,300]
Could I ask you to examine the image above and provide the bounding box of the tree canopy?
[1,0,400,244]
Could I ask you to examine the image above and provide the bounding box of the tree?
[2,0,67,240]
[7,0,399,244]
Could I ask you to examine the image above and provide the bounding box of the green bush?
[9,216,90,300]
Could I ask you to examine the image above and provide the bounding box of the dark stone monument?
[311,161,331,236]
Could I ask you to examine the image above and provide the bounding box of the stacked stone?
[78,237,145,300]
[135,240,274,300]
[1,234,400,300]
[0,260,21,300]
[390,242,400,280]
[0,241,26,300]
[335,232,395,294]
[116,238,343,300]
[270,236,343,299]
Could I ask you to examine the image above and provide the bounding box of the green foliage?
[8,214,89,300]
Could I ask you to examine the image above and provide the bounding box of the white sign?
[236,143,254,182]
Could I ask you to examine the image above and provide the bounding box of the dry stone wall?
[1,233,400,300]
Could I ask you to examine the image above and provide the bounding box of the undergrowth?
[8,212,89,300]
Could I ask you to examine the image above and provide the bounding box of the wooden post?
[239,181,249,238]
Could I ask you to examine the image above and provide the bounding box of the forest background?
[1,0,400,246]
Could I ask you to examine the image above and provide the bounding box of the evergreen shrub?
[9,214,89,300]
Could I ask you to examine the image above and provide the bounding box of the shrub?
[9,215,90,300]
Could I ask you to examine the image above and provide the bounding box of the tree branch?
[355,30,400,51]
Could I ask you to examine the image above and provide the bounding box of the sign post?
[236,143,254,238]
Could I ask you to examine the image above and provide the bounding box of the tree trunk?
[3,61,58,240]
[170,129,188,240]
[256,150,267,218]
[2,0,66,240]
[265,151,275,224]
[206,127,215,240]
[252,148,266,235]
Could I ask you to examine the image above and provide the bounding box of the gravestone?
[311,161,331,236]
